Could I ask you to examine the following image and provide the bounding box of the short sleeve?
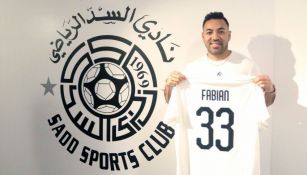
[163,87,182,126]
[163,83,192,128]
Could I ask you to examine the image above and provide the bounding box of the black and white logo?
[44,5,179,171]
[60,35,157,141]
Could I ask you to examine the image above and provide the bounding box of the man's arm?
[164,85,173,103]
[264,85,276,106]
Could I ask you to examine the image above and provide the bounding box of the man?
[164,12,276,106]
[163,12,275,175]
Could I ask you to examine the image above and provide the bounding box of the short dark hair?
[202,12,229,28]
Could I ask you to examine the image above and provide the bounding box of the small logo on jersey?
[217,72,223,76]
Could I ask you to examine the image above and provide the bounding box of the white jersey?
[164,52,269,175]
[183,51,260,79]
[164,78,269,175]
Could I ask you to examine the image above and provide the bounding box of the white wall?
[272,0,307,175]
[0,0,306,175]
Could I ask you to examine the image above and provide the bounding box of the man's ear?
[201,31,205,40]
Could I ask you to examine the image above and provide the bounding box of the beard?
[207,42,228,56]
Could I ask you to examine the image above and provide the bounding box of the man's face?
[202,19,231,57]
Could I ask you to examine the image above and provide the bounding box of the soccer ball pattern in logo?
[60,35,157,141]
[82,62,130,115]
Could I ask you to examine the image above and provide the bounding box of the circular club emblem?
[60,35,157,141]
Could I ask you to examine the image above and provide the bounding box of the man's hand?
[253,75,275,93]
[253,74,276,106]
[164,71,186,103]
[165,71,186,87]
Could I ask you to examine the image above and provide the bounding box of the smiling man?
[202,13,231,60]
[163,12,276,175]
[164,12,276,106]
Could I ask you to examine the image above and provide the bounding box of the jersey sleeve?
[163,85,191,175]
[163,82,192,128]
[248,84,271,127]
[163,86,184,127]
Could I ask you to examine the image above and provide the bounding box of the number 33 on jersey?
[164,78,270,175]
